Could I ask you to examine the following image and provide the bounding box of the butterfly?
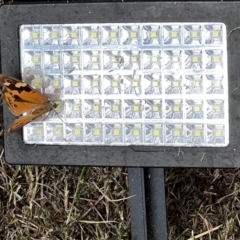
[0,74,58,134]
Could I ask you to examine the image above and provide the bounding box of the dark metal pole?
[128,167,168,240]
[145,168,168,240]
[128,167,148,240]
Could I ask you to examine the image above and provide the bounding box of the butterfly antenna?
[39,111,52,124]
[52,109,71,129]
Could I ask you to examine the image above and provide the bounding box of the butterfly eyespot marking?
[13,104,18,108]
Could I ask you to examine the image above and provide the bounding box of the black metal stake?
[128,168,167,240]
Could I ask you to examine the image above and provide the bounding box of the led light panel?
[19,23,228,146]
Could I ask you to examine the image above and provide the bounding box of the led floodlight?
[1,2,239,167]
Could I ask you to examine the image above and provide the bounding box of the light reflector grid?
[19,23,228,146]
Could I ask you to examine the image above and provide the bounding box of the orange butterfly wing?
[6,104,54,134]
[0,74,57,134]
[0,74,50,115]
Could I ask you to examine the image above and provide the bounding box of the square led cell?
[20,26,41,45]
[43,51,61,69]
[83,51,101,70]
[185,75,203,94]
[102,26,120,45]
[205,24,223,44]
[164,50,182,69]
[206,50,223,69]
[85,124,103,143]
[122,50,141,69]
[64,75,81,94]
[207,125,225,145]
[104,75,122,94]
[23,74,44,92]
[125,100,142,119]
[23,51,42,69]
[122,25,140,45]
[184,50,202,69]
[143,50,161,69]
[105,124,123,144]
[47,100,65,119]
[207,100,224,119]
[43,26,60,45]
[63,51,81,70]
[44,75,62,94]
[82,26,101,45]
[145,100,162,119]
[31,76,43,89]
[83,75,101,94]
[166,100,183,119]
[46,123,64,142]
[142,25,161,45]
[25,123,45,143]
[186,124,204,145]
[85,100,102,118]
[66,124,84,142]
[145,124,163,144]
[105,100,122,118]
[124,75,141,94]
[166,124,185,144]
[125,124,143,144]
[184,25,202,44]
[164,75,182,94]
[163,25,181,44]
[64,100,82,118]
[144,74,162,94]
[103,51,124,70]
[61,26,80,45]
[206,75,224,94]
[186,100,204,119]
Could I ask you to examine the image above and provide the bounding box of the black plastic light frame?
[0,2,240,167]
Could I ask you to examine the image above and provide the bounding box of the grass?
[0,159,130,239]
[166,168,240,240]
[1,154,240,239]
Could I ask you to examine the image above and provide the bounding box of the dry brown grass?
[1,155,240,239]
[0,160,130,239]
[166,168,240,240]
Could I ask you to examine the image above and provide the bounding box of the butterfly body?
[0,74,57,134]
